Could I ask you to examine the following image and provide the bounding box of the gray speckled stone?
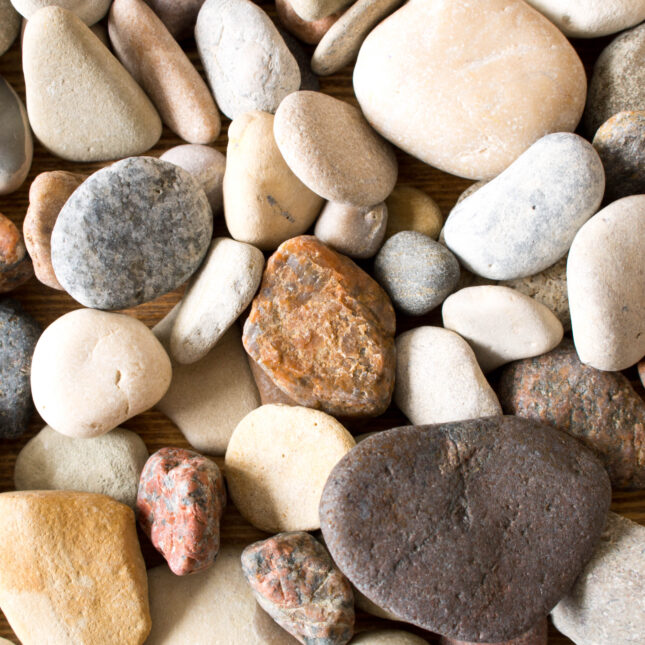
[374,231,460,315]
[444,133,605,281]
[0,0,20,56]
[0,299,40,439]
[51,156,213,310]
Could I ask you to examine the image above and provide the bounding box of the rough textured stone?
[384,185,443,240]
[0,0,20,55]
[444,133,604,280]
[0,76,32,195]
[15,425,148,507]
[276,0,341,45]
[0,490,151,645]
[0,213,33,293]
[498,339,645,490]
[352,632,429,645]
[137,447,226,575]
[11,0,111,23]
[320,416,611,642]
[274,91,398,208]
[51,156,212,310]
[225,404,355,532]
[248,356,299,406]
[568,195,645,371]
[242,532,354,645]
[440,619,547,645]
[143,0,205,40]
[243,236,396,417]
[289,0,351,21]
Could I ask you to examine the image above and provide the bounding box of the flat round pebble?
[0,0,20,56]
[225,404,355,532]
[0,76,32,195]
[51,156,212,310]
[0,213,33,293]
[384,186,443,240]
[11,0,111,23]
[15,425,149,507]
[440,619,547,645]
[143,0,205,40]
[274,91,398,207]
[276,0,341,45]
[352,632,429,645]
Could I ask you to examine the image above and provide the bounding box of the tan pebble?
[276,0,341,45]
[0,0,20,56]
[11,0,111,24]
[0,213,32,294]
[289,0,352,21]
[385,185,442,240]
[455,180,488,205]
[354,589,402,621]
[352,631,430,645]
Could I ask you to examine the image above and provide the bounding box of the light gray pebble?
[0,76,32,195]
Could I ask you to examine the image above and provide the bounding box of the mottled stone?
[440,619,547,645]
[0,0,20,55]
[51,157,212,310]
[243,236,396,417]
[11,0,111,23]
[242,532,354,645]
[248,356,298,406]
[143,0,205,40]
[0,213,33,293]
[276,0,341,45]
[0,76,32,195]
[0,299,40,438]
[352,632,429,645]
[384,186,443,240]
[320,416,611,642]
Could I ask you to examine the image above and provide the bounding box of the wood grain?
[0,9,642,644]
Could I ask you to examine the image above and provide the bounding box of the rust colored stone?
[241,531,354,645]
[276,0,342,45]
[247,354,298,406]
[498,339,645,489]
[0,212,32,293]
[440,618,547,645]
[242,235,396,418]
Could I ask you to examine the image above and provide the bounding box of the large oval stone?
[320,416,611,642]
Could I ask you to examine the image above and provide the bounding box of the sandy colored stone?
[354,0,586,181]
[352,632,429,645]
[0,76,32,195]
[31,308,172,438]
[0,0,20,55]
[440,619,547,645]
[384,185,442,240]
[143,0,205,40]
[224,110,323,250]
[276,0,341,45]
[0,490,151,645]
[225,404,355,532]
[11,0,111,23]
[248,355,298,406]
[289,0,351,21]
[23,6,161,162]
[0,213,32,294]
[274,91,398,207]
[455,180,487,205]
[109,0,220,144]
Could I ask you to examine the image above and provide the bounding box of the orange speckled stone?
[0,212,32,293]
[242,235,395,417]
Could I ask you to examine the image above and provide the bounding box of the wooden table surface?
[0,7,643,644]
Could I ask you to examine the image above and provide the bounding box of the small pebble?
[0,0,20,56]
[247,355,298,406]
[0,213,33,293]
[289,0,351,21]
[143,0,205,40]
[11,0,111,23]
[455,180,487,205]
[384,185,443,240]
[0,76,32,195]
[352,632,429,645]
[440,619,547,645]
[353,591,401,622]
[276,0,341,45]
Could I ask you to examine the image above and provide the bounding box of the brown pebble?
[385,186,443,240]
[0,213,32,293]
[276,0,341,45]
[440,618,547,645]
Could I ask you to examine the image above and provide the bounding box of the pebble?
[243,236,396,417]
[354,0,586,180]
[442,286,564,373]
[584,22,645,135]
[0,299,40,439]
[443,133,605,280]
[498,339,645,490]
[109,0,220,145]
[0,490,151,644]
[15,425,148,507]
[143,0,205,40]
[314,201,388,259]
[241,532,354,644]
[593,111,645,203]
[195,0,300,119]
[225,404,355,532]
[312,0,402,76]
[224,110,323,250]
[247,356,298,406]
[394,326,502,425]
[11,0,111,23]
[278,25,320,92]
[289,0,351,20]
[169,238,264,364]
[354,591,401,622]
[137,447,226,575]
[384,186,443,241]
[320,416,611,642]
[276,0,341,45]
[0,76,32,195]
[551,512,645,645]
[0,0,20,56]
[352,632,429,645]
[23,170,83,291]
[567,194,645,371]
[440,619,547,645]
[274,91,398,207]
[374,231,460,315]
[0,213,33,293]
[31,308,172,438]
[51,156,212,310]
[455,180,487,205]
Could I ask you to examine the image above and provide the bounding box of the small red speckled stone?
[137,447,226,575]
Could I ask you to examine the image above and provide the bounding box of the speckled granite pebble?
[0,76,32,195]
[144,0,205,39]
[0,0,20,56]
[384,186,442,240]
[276,0,341,45]
[440,619,547,645]
[0,213,33,294]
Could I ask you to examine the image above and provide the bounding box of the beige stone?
[225,404,355,532]
[455,180,487,205]
[0,491,150,645]
[23,6,161,162]
[351,631,430,645]
[289,0,351,21]
[11,0,111,24]
[354,590,401,621]
[0,0,20,56]
[385,185,442,240]
[109,0,220,144]
[276,0,341,45]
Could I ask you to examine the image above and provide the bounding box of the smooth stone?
[225,404,355,532]
[169,238,263,364]
[593,111,645,203]
[442,286,564,373]
[374,231,460,315]
[568,195,645,371]
[23,170,83,290]
[248,355,299,406]
[455,180,487,205]
[277,25,320,92]
[498,339,645,490]
[51,156,212,310]
[314,201,388,259]
[0,299,40,439]
[319,417,611,642]
[11,0,111,23]
[0,213,33,293]
[274,91,398,207]
[276,0,341,45]
[147,544,299,644]
[352,632,429,645]
[31,308,172,438]
[395,326,502,425]
[15,425,148,507]
[143,0,205,40]
[584,22,645,135]
[353,593,401,621]
[384,185,442,241]
[224,110,323,250]
[353,0,586,181]
[0,0,20,55]
[444,133,605,280]
[440,619,547,645]
[0,76,32,195]
[195,0,300,119]
[312,0,402,76]
[0,491,151,644]
[289,0,351,20]
[551,512,645,645]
